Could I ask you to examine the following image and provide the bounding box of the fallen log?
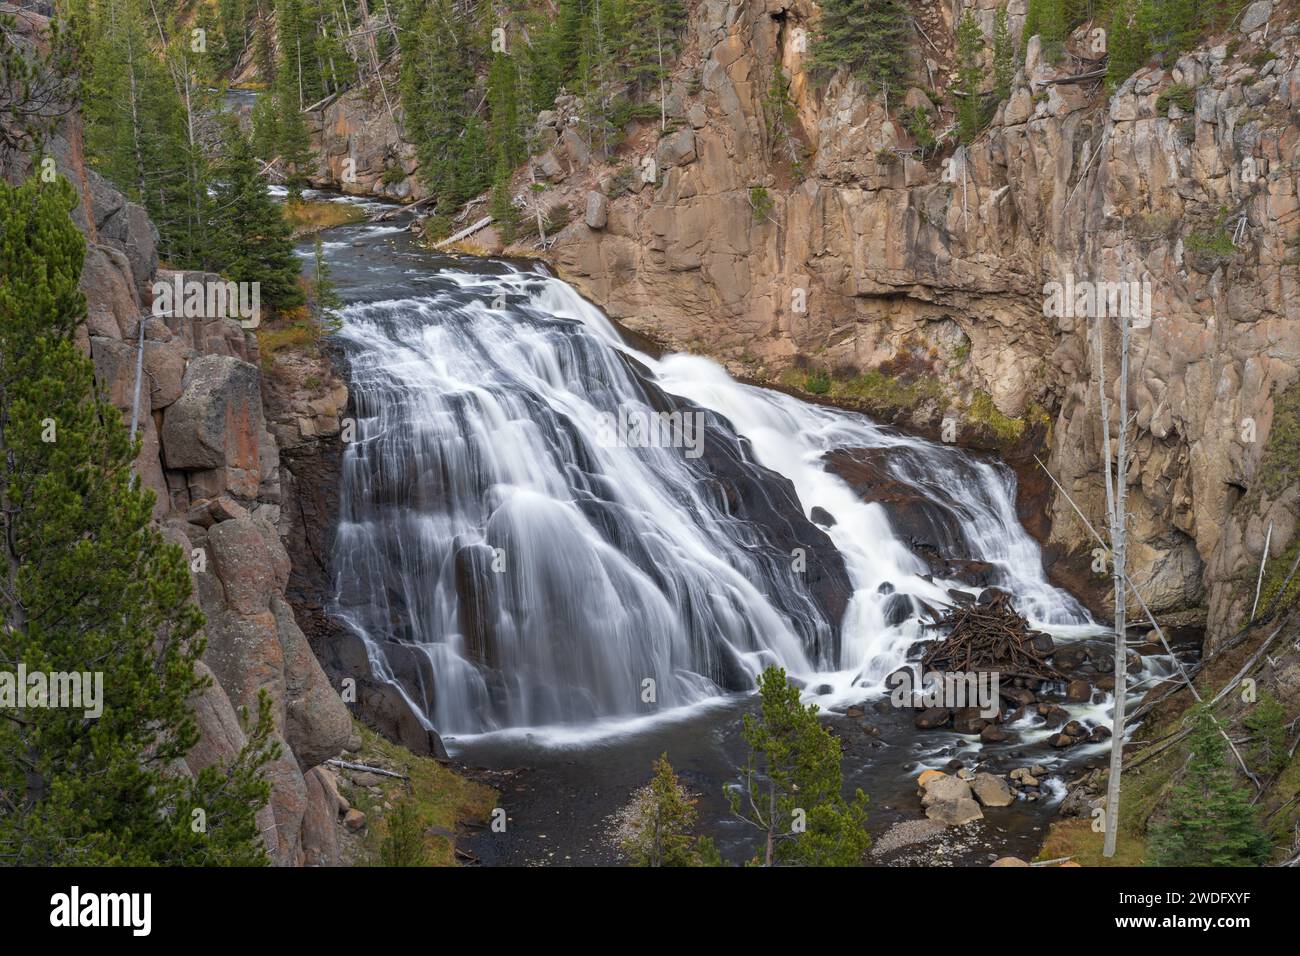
[326,758,409,780]
[433,214,493,250]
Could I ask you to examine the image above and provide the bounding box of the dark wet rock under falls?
[293,203,1177,865]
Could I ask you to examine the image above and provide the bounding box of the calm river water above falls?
[292,192,1179,866]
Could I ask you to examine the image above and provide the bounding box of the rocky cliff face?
[5,104,357,865]
[538,0,1300,648]
[308,82,427,202]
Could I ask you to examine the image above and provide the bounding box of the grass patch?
[348,722,496,867]
[283,198,367,237]
[1036,817,1150,866]
[1255,383,1300,497]
[1156,83,1197,117]
[967,389,1026,444]
[1251,382,1300,612]
[804,369,831,395]
[777,365,1046,451]
[256,311,321,366]
[1185,207,1239,259]
[835,368,947,411]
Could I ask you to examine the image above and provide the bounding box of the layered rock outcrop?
[540,0,1300,646]
[5,94,355,864]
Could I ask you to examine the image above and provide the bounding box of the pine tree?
[0,175,275,865]
[1244,691,1288,778]
[276,0,325,108]
[955,10,985,143]
[992,6,1016,102]
[378,796,429,866]
[810,0,911,100]
[275,74,314,201]
[0,8,76,160]
[397,0,490,210]
[625,0,686,127]
[621,753,720,866]
[551,0,587,88]
[1140,0,1203,64]
[1106,0,1150,89]
[209,124,306,312]
[78,0,203,265]
[489,154,518,244]
[1149,706,1271,867]
[309,235,344,334]
[1024,0,1067,47]
[250,87,282,160]
[487,51,524,169]
[729,666,870,866]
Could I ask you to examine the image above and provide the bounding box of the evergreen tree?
[992,5,1016,101]
[276,0,325,108]
[487,51,524,169]
[378,796,428,866]
[621,753,720,866]
[0,176,275,864]
[1140,0,1203,64]
[250,87,282,160]
[1149,706,1271,867]
[78,0,201,264]
[396,0,491,210]
[308,235,344,334]
[0,8,76,160]
[1244,691,1288,778]
[955,10,986,143]
[551,0,587,88]
[810,0,912,101]
[625,0,686,128]
[275,74,315,201]
[729,666,871,866]
[489,154,519,244]
[1106,0,1149,89]
[209,124,306,311]
[1024,0,1067,47]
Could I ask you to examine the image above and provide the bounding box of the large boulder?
[161,354,266,499]
[206,516,278,617]
[273,596,351,769]
[971,772,1015,807]
[299,766,343,866]
[655,126,697,168]
[920,773,984,825]
[585,191,609,230]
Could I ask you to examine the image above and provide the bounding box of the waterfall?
[331,265,1089,737]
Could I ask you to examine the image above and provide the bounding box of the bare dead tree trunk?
[1103,310,1130,858]
[657,24,666,132]
[528,165,546,247]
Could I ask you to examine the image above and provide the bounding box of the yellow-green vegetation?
[283,198,368,237]
[1261,748,1300,846]
[1247,382,1300,613]
[967,389,1027,444]
[1185,207,1239,258]
[779,367,947,416]
[1036,817,1149,867]
[778,366,1048,450]
[256,310,322,366]
[1155,83,1196,117]
[347,722,496,867]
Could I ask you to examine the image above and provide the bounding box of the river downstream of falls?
[295,193,1178,864]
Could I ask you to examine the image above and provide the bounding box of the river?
[289,190,1182,866]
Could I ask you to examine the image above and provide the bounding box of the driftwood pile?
[922,589,1064,682]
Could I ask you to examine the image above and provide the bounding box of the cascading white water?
[331,264,1091,736]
